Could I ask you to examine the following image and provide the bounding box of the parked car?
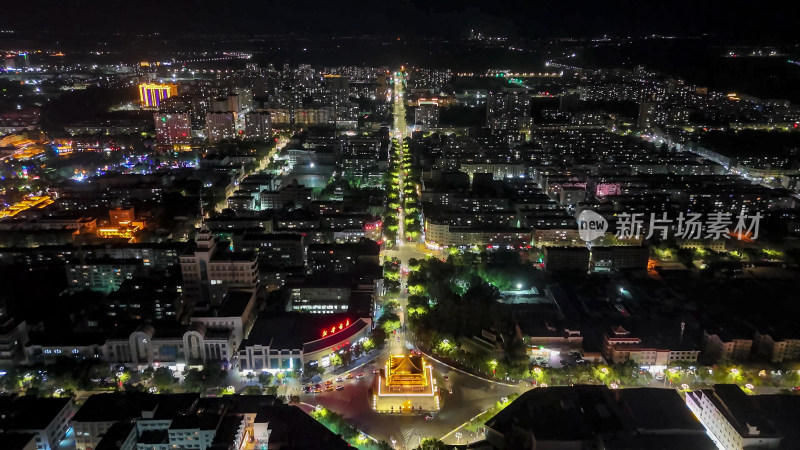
[336,385,344,391]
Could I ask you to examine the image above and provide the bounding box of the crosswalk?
[400,426,422,448]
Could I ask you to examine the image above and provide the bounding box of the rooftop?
[243,312,367,351]
[72,392,198,422]
[0,396,72,430]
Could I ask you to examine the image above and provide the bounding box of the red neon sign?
[364,220,383,231]
[321,319,351,338]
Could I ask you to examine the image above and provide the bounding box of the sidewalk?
[416,346,519,387]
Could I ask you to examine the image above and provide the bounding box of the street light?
[489,360,498,376]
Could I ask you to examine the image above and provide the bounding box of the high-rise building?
[206,112,236,143]
[324,74,349,105]
[637,102,656,129]
[0,397,75,450]
[245,111,271,140]
[686,385,783,450]
[233,87,254,111]
[559,93,580,111]
[486,89,532,131]
[179,226,258,306]
[211,95,240,113]
[415,99,440,129]
[138,83,178,108]
[154,112,191,146]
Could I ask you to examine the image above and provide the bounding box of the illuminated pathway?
[299,71,521,450]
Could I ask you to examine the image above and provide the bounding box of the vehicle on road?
[373,368,379,374]
[336,385,344,391]
[443,375,449,380]
[424,414,434,420]
[346,373,354,379]
[325,385,334,391]
[314,384,322,389]
[356,372,365,379]
[325,380,333,386]
[335,377,343,382]
[314,387,322,393]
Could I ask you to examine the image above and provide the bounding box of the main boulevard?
[293,72,520,449]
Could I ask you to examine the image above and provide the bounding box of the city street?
[291,74,522,448]
[297,350,520,449]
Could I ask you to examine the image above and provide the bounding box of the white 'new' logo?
[577,209,608,242]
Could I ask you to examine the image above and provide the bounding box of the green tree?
[264,385,279,396]
[183,366,227,392]
[153,367,177,390]
[258,372,273,386]
[303,362,324,379]
[244,385,262,395]
[416,438,449,450]
[378,312,401,334]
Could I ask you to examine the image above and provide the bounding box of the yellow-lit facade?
[374,354,440,412]
[0,196,53,219]
[139,83,178,108]
[13,145,45,160]
[385,354,428,387]
[97,221,143,241]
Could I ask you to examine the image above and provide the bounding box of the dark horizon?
[1,0,799,43]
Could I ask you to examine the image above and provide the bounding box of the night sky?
[1,0,798,41]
